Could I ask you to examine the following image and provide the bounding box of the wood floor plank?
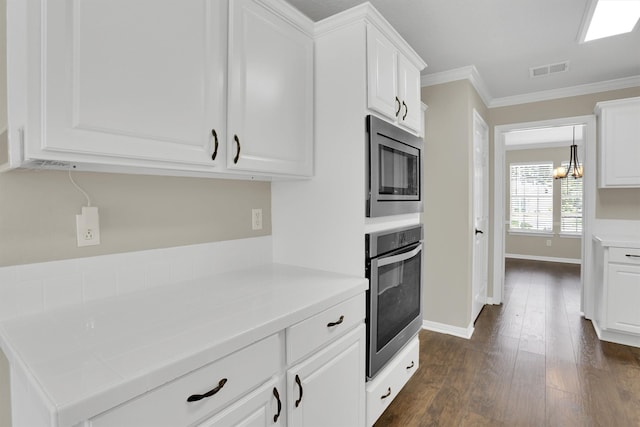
[546,386,588,426]
[374,260,640,427]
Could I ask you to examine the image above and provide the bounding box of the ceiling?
[286,0,640,102]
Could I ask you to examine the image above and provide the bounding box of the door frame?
[492,115,596,318]
[471,109,489,322]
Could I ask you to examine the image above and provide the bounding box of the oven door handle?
[376,243,422,267]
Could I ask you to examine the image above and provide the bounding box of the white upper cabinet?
[7,0,313,178]
[366,24,424,134]
[595,97,640,188]
[366,25,398,121]
[397,55,422,133]
[30,0,227,169]
[227,0,314,177]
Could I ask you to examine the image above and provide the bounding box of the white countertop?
[592,234,640,248]
[0,263,368,426]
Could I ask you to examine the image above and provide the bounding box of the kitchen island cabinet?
[0,264,367,427]
[5,0,313,179]
[592,235,640,347]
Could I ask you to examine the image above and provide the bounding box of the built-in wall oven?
[366,115,423,217]
[365,224,423,379]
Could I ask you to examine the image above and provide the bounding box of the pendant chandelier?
[553,126,583,179]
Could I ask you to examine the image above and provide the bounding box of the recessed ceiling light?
[580,0,640,42]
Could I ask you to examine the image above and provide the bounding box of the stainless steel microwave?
[366,115,423,217]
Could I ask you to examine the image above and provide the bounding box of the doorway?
[492,115,596,318]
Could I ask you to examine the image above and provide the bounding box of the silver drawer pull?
[625,254,640,258]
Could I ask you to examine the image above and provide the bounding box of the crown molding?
[421,66,640,109]
[420,65,492,107]
[256,0,315,36]
[490,75,640,108]
[314,2,426,69]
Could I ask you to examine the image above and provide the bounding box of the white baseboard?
[505,253,582,265]
[592,320,640,348]
[486,297,500,305]
[422,320,474,339]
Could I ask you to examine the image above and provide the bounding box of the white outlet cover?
[252,209,263,231]
[76,206,101,247]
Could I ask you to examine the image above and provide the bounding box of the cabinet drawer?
[366,336,419,427]
[286,294,364,364]
[89,333,283,427]
[609,247,640,264]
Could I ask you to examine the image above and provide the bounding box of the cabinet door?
[607,263,640,334]
[40,0,226,168]
[197,377,285,427]
[397,55,422,134]
[599,98,640,187]
[228,0,313,176]
[366,24,399,122]
[287,324,365,427]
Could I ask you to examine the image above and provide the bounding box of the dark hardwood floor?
[375,258,640,426]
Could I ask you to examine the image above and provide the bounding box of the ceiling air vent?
[529,61,570,78]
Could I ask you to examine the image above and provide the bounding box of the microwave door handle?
[377,244,422,267]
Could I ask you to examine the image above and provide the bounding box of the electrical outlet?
[546,239,552,247]
[76,206,101,247]
[252,209,263,230]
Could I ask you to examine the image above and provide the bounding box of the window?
[510,162,553,232]
[560,162,583,234]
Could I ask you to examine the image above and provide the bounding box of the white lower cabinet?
[82,296,365,427]
[197,376,286,427]
[287,325,365,427]
[366,336,419,427]
[87,334,283,427]
[592,237,640,347]
[606,251,640,334]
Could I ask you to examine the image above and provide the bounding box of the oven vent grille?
[529,61,570,78]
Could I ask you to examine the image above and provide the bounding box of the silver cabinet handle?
[377,244,422,268]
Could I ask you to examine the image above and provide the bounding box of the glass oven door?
[367,242,422,378]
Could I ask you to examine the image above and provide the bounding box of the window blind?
[560,162,583,234]
[510,163,553,232]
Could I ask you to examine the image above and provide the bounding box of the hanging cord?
[68,166,91,207]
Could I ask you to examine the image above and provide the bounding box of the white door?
[288,325,365,427]
[227,0,313,176]
[41,0,226,167]
[607,264,640,334]
[366,24,398,121]
[471,110,489,323]
[397,55,421,134]
[197,377,285,427]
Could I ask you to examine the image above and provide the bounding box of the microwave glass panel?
[378,145,418,196]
